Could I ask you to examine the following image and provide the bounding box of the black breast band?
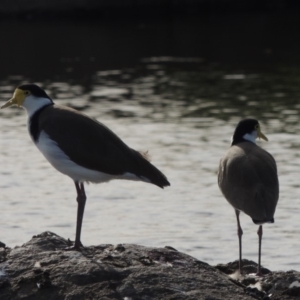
[29,104,53,142]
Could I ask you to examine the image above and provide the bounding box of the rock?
[215,259,271,275]
[0,231,252,300]
[216,262,300,300]
[0,231,299,300]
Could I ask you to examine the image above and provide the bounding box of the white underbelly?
[35,130,144,183]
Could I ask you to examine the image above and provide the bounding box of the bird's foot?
[63,239,83,251]
[64,245,81,251]
[255,271,264,277]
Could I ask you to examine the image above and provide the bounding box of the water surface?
[0,16,300,271]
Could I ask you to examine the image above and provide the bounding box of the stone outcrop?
[0,232,299,299]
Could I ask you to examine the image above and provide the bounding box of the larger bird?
[218,119,279,275]
[2,84,170,250]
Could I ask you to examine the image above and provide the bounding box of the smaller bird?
[218,119,279,275]
[1,84,170,250]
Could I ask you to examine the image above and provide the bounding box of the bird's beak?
[257,125,268,141]
[1,89,25,109]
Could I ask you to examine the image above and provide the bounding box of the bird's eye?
[24,91,30,96]
[255,124,259,130]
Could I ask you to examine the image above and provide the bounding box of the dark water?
[1,14,300,270]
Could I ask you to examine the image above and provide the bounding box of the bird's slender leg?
[235,210,243,274]
[256,225,263,276]
[65,182,86,250]
[74,182,86,249]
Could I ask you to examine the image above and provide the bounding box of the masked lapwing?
[2,84,170,250]
[218,119,279,275]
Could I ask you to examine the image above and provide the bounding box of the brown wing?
[218,142,279,222]
[36,105,170,188]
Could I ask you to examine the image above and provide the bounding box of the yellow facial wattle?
[257,124,268,141]
[1,88,27,109]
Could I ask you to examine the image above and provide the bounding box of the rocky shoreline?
[0,231,299,299]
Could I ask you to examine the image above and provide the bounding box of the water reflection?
[0,60,300,272]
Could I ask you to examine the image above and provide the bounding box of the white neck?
[243,131,257,144]
[22,95,52,118]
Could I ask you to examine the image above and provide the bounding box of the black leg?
[65,181,86,250]
[235,210,243,274]
[256,225,263,276]
[74,182,86,249]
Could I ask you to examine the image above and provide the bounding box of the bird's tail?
[132,149,170,188]
[252,218,274,225]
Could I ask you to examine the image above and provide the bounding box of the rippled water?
[1,61,300,272]
[1,16,300,271]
